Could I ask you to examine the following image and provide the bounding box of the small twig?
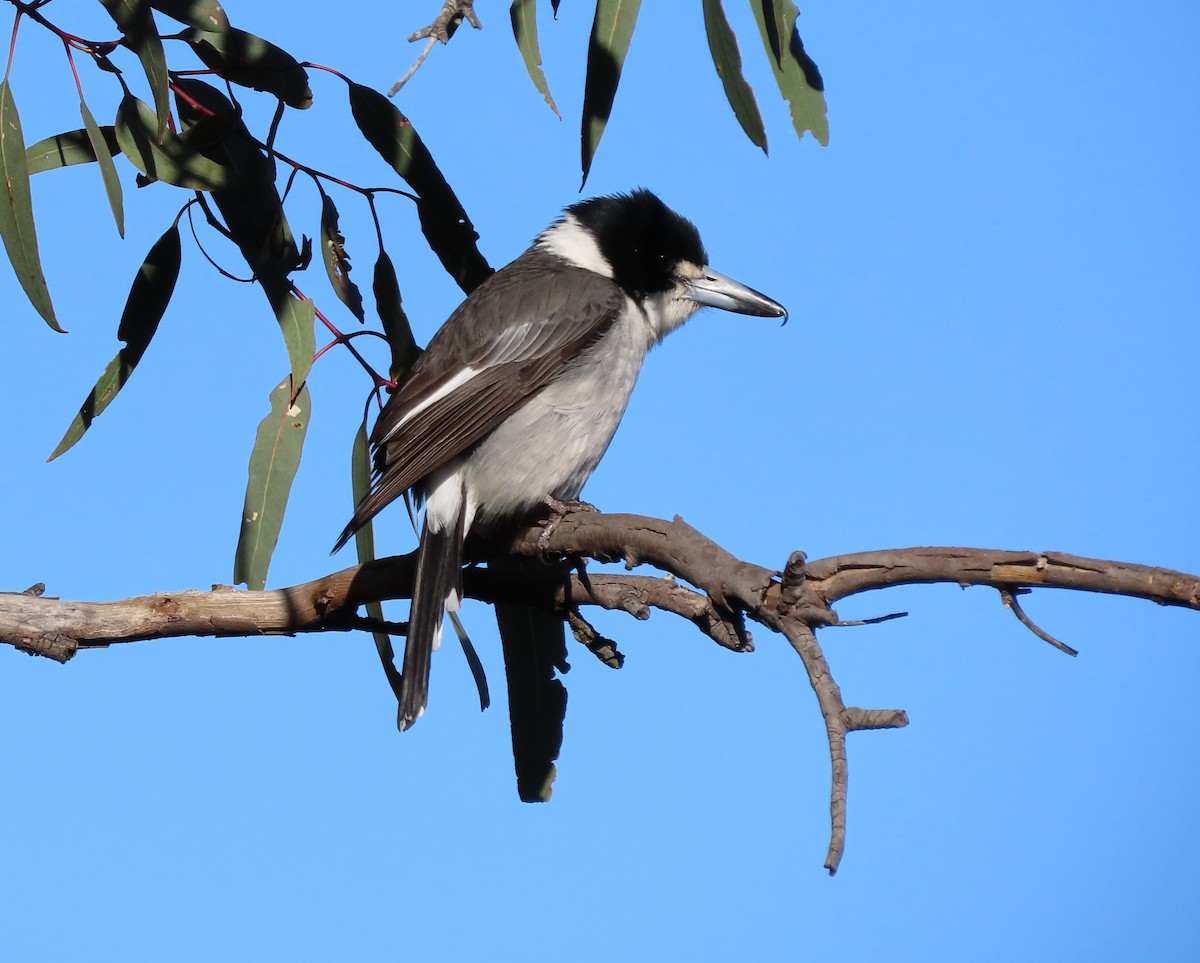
[999,588,1079,657]
[390,1,483,96]
[346,614,410,636]
[831,611,908,627]
[387,36,436,96]
[566,610,623,668]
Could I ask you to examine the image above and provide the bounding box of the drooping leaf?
[100,0,172,142]
[751,0,828,145]
[80,99,125,236]
[580,0,642,188]
[148,0,229,30]
[115,94,236,191]
[270,288,315,390]
[26,126,121,174]
[551,0,562,15]
[350,421,405,703]
[0,80,61,332]
[319,193,364,321]
[176,80,311,388]
[702,0,767,152]
[234,378,311,591]
[510,0,560,118]
[182,27,313,109]
[372,249,420,382]
[48,224,181,460]
[347,81,492,294]
[173,79,302,278]
[414,197,493,296]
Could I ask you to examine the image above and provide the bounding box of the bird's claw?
[543,495,598,516]
[537,496,597,553]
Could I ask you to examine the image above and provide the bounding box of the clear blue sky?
[2,2,1197,960]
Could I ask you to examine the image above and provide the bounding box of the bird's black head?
[565,189,708,300]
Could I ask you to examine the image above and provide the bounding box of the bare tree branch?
[1,510,1195,873]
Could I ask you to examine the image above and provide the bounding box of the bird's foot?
[543,495,598,516]
[537,496,598,553]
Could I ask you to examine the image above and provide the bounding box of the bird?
[335,189,785,786]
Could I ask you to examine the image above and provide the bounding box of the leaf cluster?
[508,0,827,185]
[1,0,827,732]
[6,0,492,595]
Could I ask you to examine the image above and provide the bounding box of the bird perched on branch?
[336,189,785,797]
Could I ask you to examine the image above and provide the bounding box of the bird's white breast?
[462,300,654,525]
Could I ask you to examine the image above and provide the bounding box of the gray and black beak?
[685,268,787,320]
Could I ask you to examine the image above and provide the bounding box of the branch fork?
[2,513,1196,873]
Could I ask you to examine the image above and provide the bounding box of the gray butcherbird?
[335,189,785,796]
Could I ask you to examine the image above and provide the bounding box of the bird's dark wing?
[334,261,624,549]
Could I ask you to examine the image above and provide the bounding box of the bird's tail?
[492,556,570,802]
[400,507,466,730]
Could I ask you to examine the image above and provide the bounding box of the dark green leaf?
[702,0,767,152]
[372,249,420,382]
[580,0,642,188]
[48,224,181,460]
[350,421,404,703]
[551,0,562,15]
[751,0,828,145]
[234,378,311,591]
[175,84,310,401]
[80,99,125,236]
[26,127,121,174]
[0,80,61,332]
[173,79,302,278]
[270,288,315,389]
[510,0,560,118]
[319,193,364,321]
[347,81,491,293]
[100,0,172,142]
[182,27,313,109]
[115,94,236,191]
[148,0,229,30]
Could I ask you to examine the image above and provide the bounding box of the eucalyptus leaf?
[115,94,236,191]
[48,224,181,460]
[173,79,302,278]
[350,421,404,703]
[100,0,171,142]
[148,0,229,30]
[702,0,767,152]
[26,127,121,174]
[347,81,491,294]
[510,0,560,118]
[182,27,313,109]
[80,99,125,236]
[751,0,828,145]
[0,80,61,331]
[234,378,311,591]
[319,193,365,321]
[372,249,420,382]
[580,0,642,188]
[270,289,315,390]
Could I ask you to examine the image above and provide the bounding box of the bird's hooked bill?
[685,268,788,320]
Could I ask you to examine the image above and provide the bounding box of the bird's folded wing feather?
[335,265,624,547]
